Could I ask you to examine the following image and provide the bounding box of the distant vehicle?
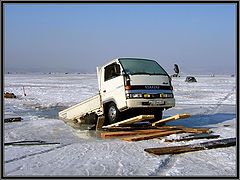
[59,58,175,125]
[185,76,197,82]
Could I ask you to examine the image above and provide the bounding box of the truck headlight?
[126,93,143,98]
[160,93,173,98]
[143,94,151,98]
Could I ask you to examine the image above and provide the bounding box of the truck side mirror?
[123,73,131,86]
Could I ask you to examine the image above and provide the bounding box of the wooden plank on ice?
[96,116,105,130]
[101,129,168,138]
[4,114,22,123]
[121,130,184,142]
[156,126,210,134]
[102,125,157,131]
[4,140,60,146]
[144,137,236,155]
[182,127,211,134]
[164,134,220,142]
[103,115,154,128]
[102,125,185,132]
[152,113,191,126]
[155,125,185,130]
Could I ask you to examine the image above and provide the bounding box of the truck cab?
[98,58,175,124]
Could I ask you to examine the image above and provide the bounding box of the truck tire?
[106,102,121,124]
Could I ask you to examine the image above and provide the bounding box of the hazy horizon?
[4,3,237,75]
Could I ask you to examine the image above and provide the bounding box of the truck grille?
[127,85,172,90]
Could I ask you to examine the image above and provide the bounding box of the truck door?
[100,62,127,110]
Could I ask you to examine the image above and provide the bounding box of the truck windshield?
[119,58,168,76]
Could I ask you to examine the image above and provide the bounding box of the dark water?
[14,105,67,119]
[9,104,101,139]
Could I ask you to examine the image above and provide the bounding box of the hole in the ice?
[15,105,68,119]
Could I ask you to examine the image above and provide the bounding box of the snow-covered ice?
[3,73,237,177]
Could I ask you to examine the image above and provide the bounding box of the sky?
[3,3,237,74]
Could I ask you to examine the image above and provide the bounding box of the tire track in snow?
[147,155,174,176]
[5,143,72,164]
[5,165,23,175]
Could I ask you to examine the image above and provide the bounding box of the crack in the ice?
[5,143,72,164]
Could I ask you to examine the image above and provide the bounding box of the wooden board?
[164,134,220,142]
[121,130,184,142]
[101,125,205,133]
[102,115,154,128]
[155,125,185,130]
[144,137,236,155]
[101,129,168,138]
[102,125,157,131]
[96,116,105,130]
[155,126,210,134]
[4,115,22,123]
[152,113,191,126]
[102,125,185,132]
[182,127,211,134]
[5,140,60,146]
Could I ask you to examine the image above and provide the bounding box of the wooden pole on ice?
[23,86,26,96]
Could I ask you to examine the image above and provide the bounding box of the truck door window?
[104,63,121,81]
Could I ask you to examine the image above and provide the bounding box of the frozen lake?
[3,73,237,177]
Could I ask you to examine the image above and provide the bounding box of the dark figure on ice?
[172,64,180,77]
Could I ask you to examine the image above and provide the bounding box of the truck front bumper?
[126,98,175,109]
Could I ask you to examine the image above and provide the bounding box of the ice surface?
[3,73,237,177]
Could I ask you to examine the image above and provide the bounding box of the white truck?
[59,58,175,125]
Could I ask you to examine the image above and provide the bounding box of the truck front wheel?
[106,102,121,124]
